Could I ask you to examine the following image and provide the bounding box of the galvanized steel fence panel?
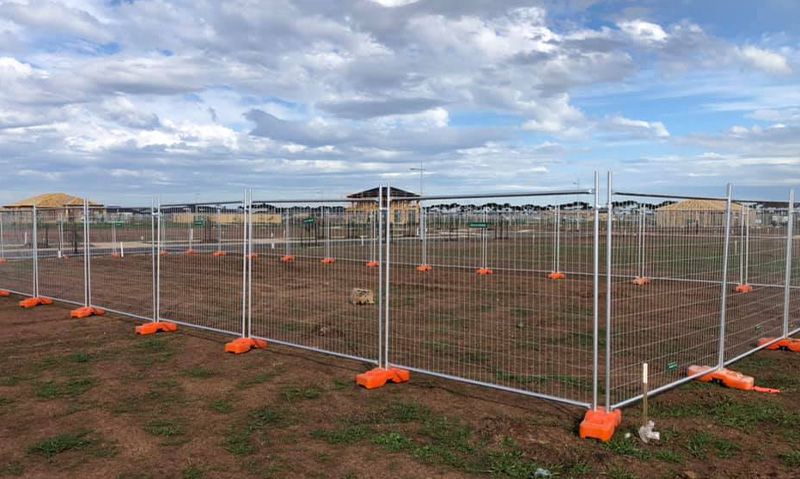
[0,209,35,296]
[35,206,86,305]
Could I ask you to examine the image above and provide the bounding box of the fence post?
[605,171,613,410]
[718,184,733,368]
[591,172,600,410]
[32,205,39,298]
[83,199,89,307]
[384,185,392,368]
[377,186,384,369]
[783,189,795,338]
[247,189,253,339]
[151,197,157,322]
[241,189,248,339]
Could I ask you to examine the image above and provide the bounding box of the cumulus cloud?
[738,45,792,75]
[617,19,668,45]
[605,116,670,139]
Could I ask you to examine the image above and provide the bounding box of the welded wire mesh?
[724,205,788,362]
[388,193,596,406]
[248,199,381,362]
[608,196,728,407]
[35,207,86,305]
[157,204,245,334]
[788,209,800,336]
[0,209,35,296]
[86,207,155,319]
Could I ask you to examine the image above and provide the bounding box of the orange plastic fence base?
[246,253,258,259]
[687,365,779,393]
[160,251,170,256]
[758,338,800,353]
[111,252,122,259]
[19,297,53,308]
[735,283,754,294]
[356,367,410,390]
[70,306,105,319]
[416,264,433,272]
[213,251,227,257]
[281,255,295,263]
[366,260,379,268]
[579,408,622,442]
[632,276,651,286]
[0,290,10,297]
[224,338,268,354]
[476,267,494,275]
[548,272,566,280]
[184,249,198,255]
[0,258,6,264]
[322,258,336,264]
[135,322,178,335]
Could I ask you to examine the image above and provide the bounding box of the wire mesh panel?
[789,209,800,336]
[86,207,155,319]
[249,198,381,363]
[724,205,788,362]
[158,204,245,334]
[388,192,597,407]
[35,207,86,305]
[0,209,34,295]
[608,194,728,407]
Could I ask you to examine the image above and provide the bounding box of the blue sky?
[0,0,798,204]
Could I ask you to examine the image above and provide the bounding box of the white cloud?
[606,116,670,138]
[738,45,792,75]
[617,19,668,45]
[368,0,421,8]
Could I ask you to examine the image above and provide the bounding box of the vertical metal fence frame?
[86,205,155,321]
[156,199,246,335]
[35,206,86,305]
[609,190,731,408]
[386,187,597,408]
[247,194,382,364]
[0,208,35,296]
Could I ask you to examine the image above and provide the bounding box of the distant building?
[346,187,420,224]
[655,199,753,228]
[4,193,102,221]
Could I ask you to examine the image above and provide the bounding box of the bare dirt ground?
[1,296,800,479]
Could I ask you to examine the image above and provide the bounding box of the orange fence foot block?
[548,272,566,280]
[19,297,53,308]
[580,408,622,442]
[758,337,800,353]
[416,264,432,272]
[0,258,6,264]
[111,252,122,259]
[0,290,10,297]
[281,255,295,263]
[246,253,258,259]
[366,260,379,268]
[184,249,198,256]
[632,276,651,286]
[735,283,753,294]
[321,258,336,264]
[213,251,227,257]
[687,365,780,394]
[70,306,105,319]
[224,338,268,354]
[476,267,494,275]
[135,322,178,335]
[356,367,410,389]
[160,251,170,256]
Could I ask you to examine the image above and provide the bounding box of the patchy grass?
[779,450,800,467]
[35,377,97,400]
[209,399,234,414]
[281,386,322,402]
[143,419,185,438]
[182,465,203,479]
[181,366,216,379]
[235,372,275,390]
[223,406,285,456]
[28,431,93,458]
[0,461,24,476]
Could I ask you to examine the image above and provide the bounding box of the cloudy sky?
[1,0,799,204]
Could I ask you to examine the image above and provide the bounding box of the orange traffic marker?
[548,271,566,280]
[213,251,227,257]
[416,264,433,272]
[758,337,800,353]
[19,297,53,308]
[366,260,379,268]
[580,408,622,442]
[184,249,198,255]
[632,276,651,286]
[476,267,494,275]
[224,337,268,354]
[735,283,753,294]
[281,255,295,263]
[70,306,105,318]
[687,365,780,394]
[321,257,336,264]
[356,367,410,389]
[135,321,178,335]
[0,290,10,297]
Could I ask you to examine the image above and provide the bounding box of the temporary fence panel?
[158,203,245,335]
[35,206,86,305]
[789,207,800,336]
[608,192,729,408]
[249,197,382,364]
[87,207,155,320]
[387,190,598,407]
[723,204,789,363]
[0,209,35,296]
